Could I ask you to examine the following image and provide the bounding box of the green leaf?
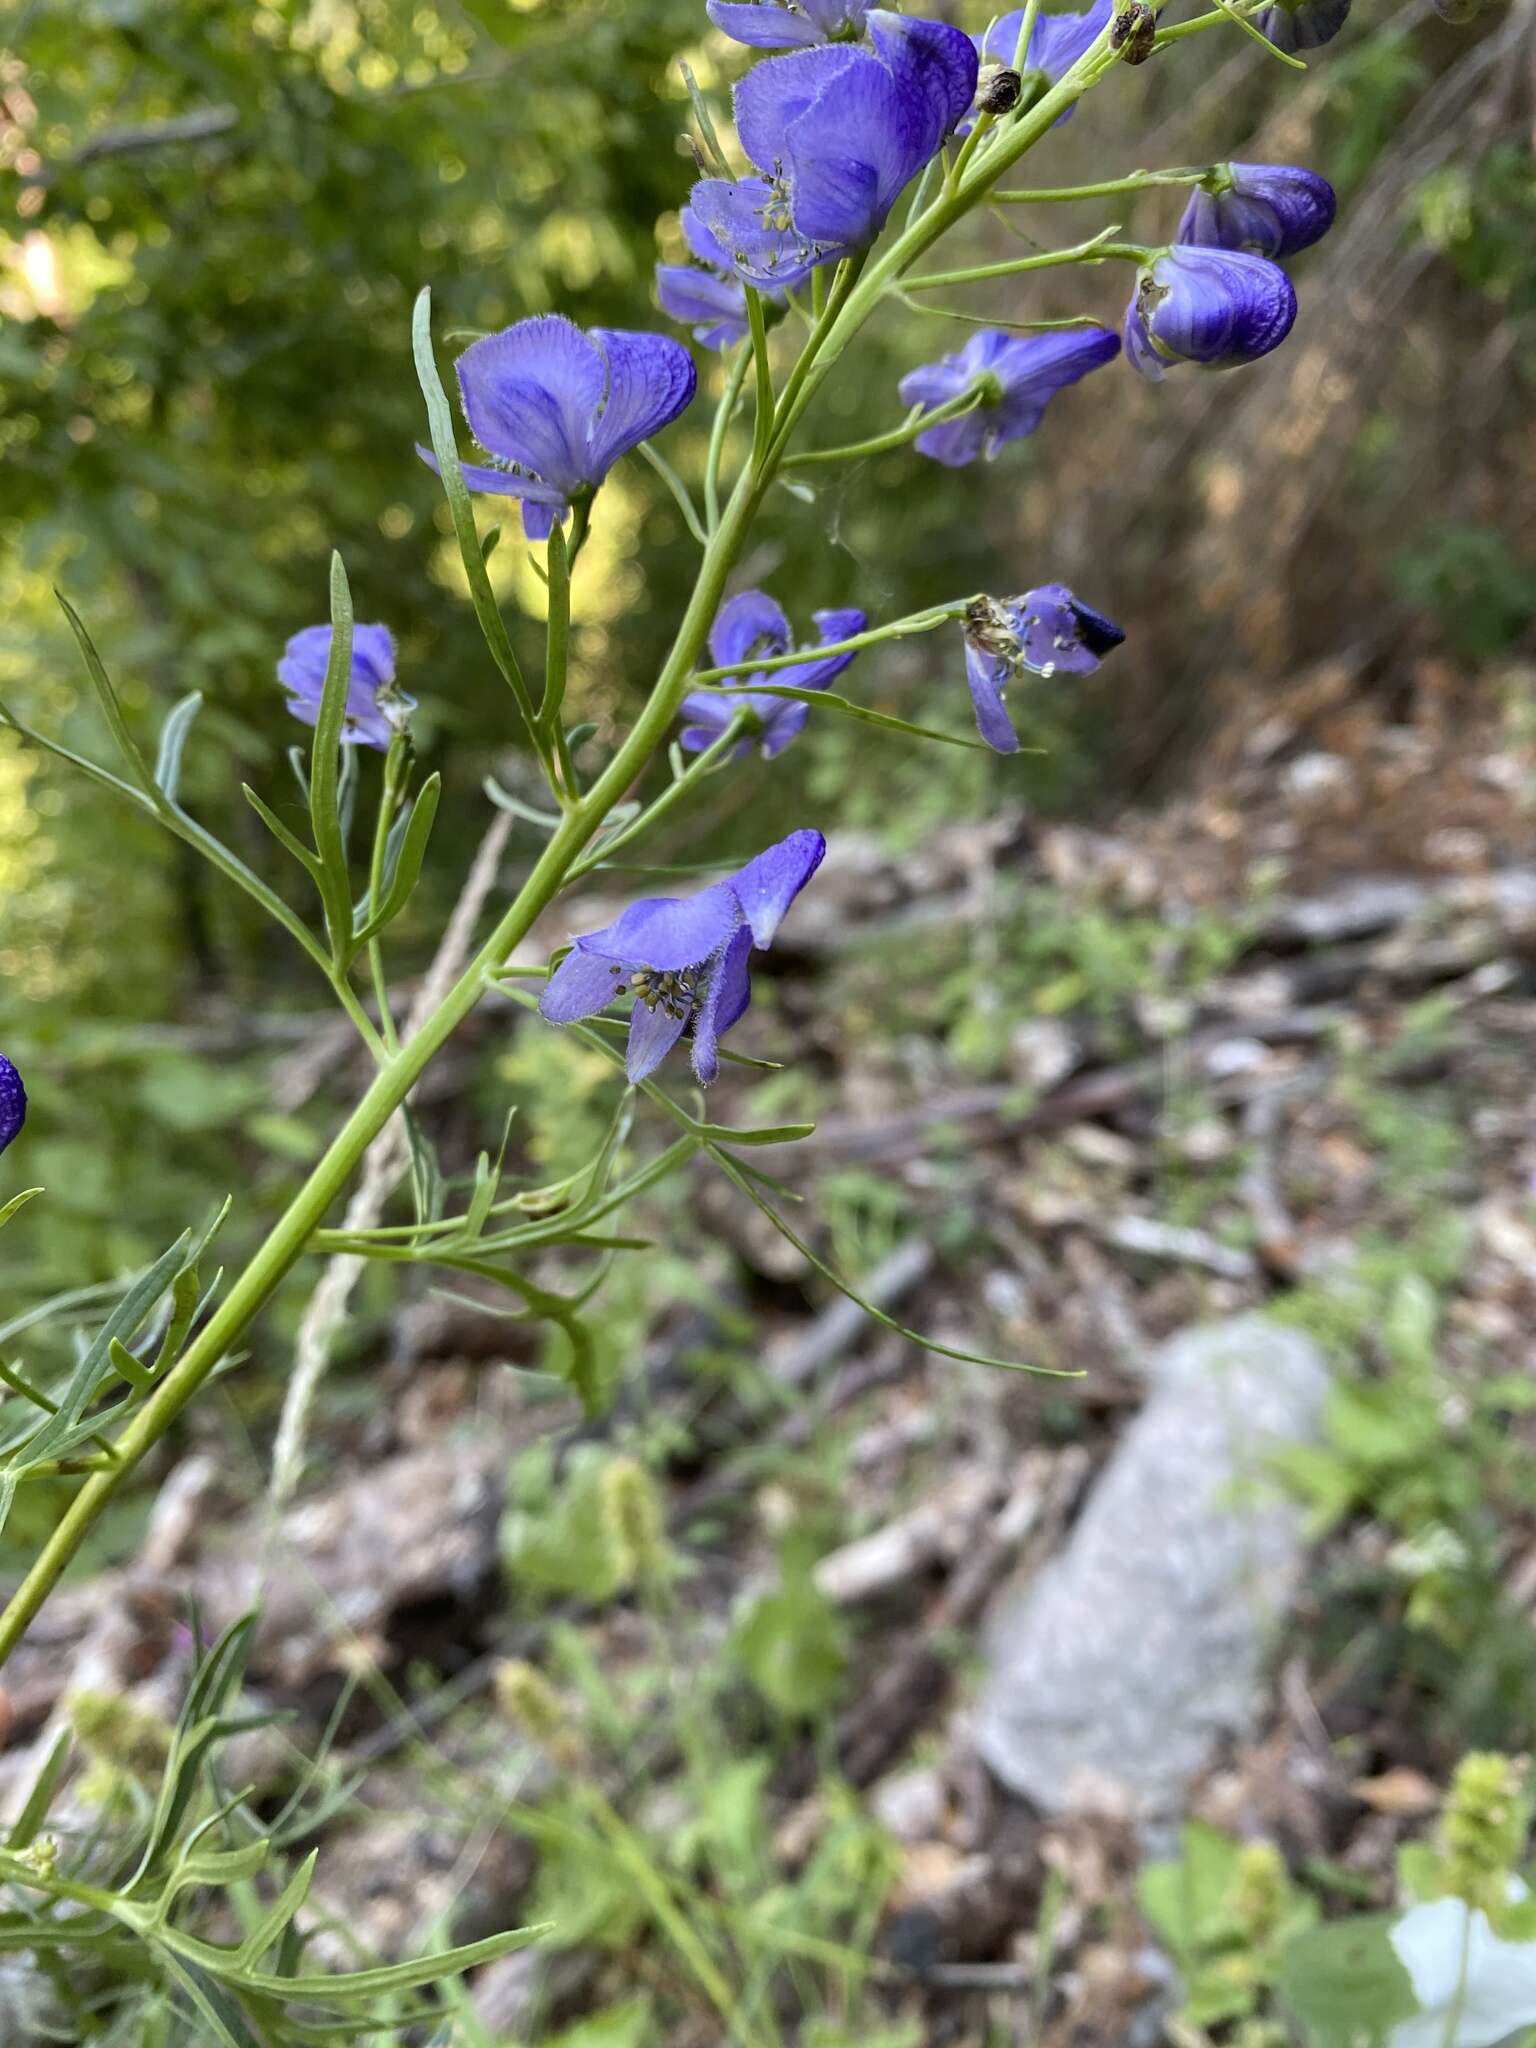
[6,1730,71,1850]
[412,287,538,737]
[0,1188,42,1230]
[732,1553,848,1719]
[242,785,320,875]
[1275,1916,1416,2048]
[234,1850,318,1972]
[56,591,159,799]
[1138,1823,1244,1956]
[154,691,204,803]
[350,772,442,950]
[308,552,359,959]
[691,679,1002,751]
[685,1119,815,1147]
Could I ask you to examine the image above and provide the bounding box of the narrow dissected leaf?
[56,591,160,798]
[242,785,322,875]
[6,1730,71,1850]
[691,679,1003,751]
[350,772,442,951]
[308,552,359,958]
[0,1188,42,1231]
[234,1850,319,1972]
[154,691,204,803]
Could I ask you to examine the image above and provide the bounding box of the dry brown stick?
[268,812,514,1506]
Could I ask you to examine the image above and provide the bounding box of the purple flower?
[678,591,867,758]
[898,326,1120,467]
[707,0,872,48]
[421,317,698,541]
[1251,0,1351,48]
[962,586,1124,753]
[1177,164,1337,260]
[1123,245,1297,381]
[690,12,978,289]
[960,0,1113,132]
[655,207,775,352]
[539,830,826,1083]
[0,1054,25,1157]
[277,623,410,750]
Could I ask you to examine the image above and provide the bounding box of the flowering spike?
[0,1055,26,1158]
[1178,164,1337,259]
[1123,244,1298,380]
[539,831,826,1083]
[899,326,1120,467]
[276,624,411,751]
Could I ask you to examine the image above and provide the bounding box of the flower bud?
[495,1660,582,1765]
[600,1455,670,1589]
[976,63,1024,114]
[1251,0,1351,50]
[1110,2,1158,63]
[1178,164,1337,260]
[1439,1753,1531,1913]
[0,1055,24,1158]
[1124,244,1297,380]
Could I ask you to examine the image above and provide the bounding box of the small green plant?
[1139,1823,1318,2031]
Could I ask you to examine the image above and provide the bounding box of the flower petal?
[729,828,826,946]
[758,699,811,758]
[1177,164,1337,259]
[415,441,572,511]
[735,44,861,173]
[1028,0,1114,76]
[656,263,748,351]
[348,623,398,690]
[965,641,1020,753]
[626,995,692,1082]
[782,53,914,249]
[586,329,698,480]
[1252,0,1351,49]
[0,1053,26,1156]
[1133,246,1297,371]
[710,589,793,670]
[1016,583,1125,675]
[692,925,755,1084]
[540,947,628,1024]
[455,316,602,496]
[579,881,741,972]
[707,0,827,46]
[866,11,979,155]
[773,606,867,691]
[688,176,826,291]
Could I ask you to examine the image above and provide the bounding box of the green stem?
[704,345,752,535]
[993,166,1213,203]
[904,235,1148,293]
[637,440,708,545]
[692,604,962,684]
[784,387,987,469]
[566,712,752,882]
[747,287,775,471]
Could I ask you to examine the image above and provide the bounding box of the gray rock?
[974,1315,1329,1820]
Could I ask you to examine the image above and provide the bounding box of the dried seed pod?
[1111,1,1158,63]
[977,63,1024,115]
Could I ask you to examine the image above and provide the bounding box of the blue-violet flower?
[899,326,1120,467]
[0,1054,25,1157]
[1123,245,1297,381]
[1251,0,1350,48]
[656,207,776,352]
[678,591,866,758]
[277,624,411,750]
[707,0,871,48]
[1177,163,1337,259]
[422,316,697,540]
[690,12,978,289]
[963,587,1124,753]
[539,830,826,1083]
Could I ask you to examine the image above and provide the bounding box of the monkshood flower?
[707,0,871,48]
[963,587,1124,753]
[898,326,1120,467]
[1177,164,1337,260]
[655,207,773,352]
[423,316,697,540]
[690,12,978,290]
[1252,0,1351,48]
[960,0,1112,133]
[539,830,826,1083]
[0,1054,25,1157]
[1123,245,1297,382]
[277,623,411,750]
[677,591,867,757]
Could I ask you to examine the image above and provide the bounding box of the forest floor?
[4,666,1535,2047]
